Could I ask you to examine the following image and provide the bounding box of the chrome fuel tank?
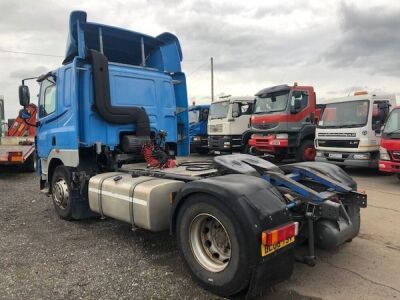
[88,173,185,231]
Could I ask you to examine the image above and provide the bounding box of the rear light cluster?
[262,222,299,246]
[8,151,23,162]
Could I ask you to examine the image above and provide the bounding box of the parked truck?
[315,91,395,168]
[379,106,400,180]
[17,11,367,298]
[207,95,255,153]
[0,97,36,171]
[248,84,324,161]
[189,104,209,154]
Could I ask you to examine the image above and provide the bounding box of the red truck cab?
[248,83,322,161]
[379,106,400,180]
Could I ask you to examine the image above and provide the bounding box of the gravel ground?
[0,165,399,300]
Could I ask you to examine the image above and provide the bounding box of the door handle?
[52,136,56,146]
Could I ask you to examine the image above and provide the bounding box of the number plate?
[261,236,295,256]
[214,151,221,154]
[328,153,342,159]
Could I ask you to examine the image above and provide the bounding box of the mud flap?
[246,248,294,298]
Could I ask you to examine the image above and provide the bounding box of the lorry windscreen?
[383,109,400,136]
[209,101,229,119]
[189,109,200,124]
[253,91,289,114]
[318,100,369,128]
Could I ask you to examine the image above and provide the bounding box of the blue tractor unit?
[18,11,367,299]
[189,104,209,154]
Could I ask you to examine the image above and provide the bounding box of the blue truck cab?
[189,104,209,154]
[17,11,189,217]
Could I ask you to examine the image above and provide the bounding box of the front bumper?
[190,136,208,153]
[248,135,288,153]
[379,160,400,173]
[208,135,243,151]
[315,151,379,168]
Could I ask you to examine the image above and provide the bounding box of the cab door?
[36,75,58,159]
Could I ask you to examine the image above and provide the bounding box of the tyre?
[176,194,251,297]
[296,139,316,162]
[51,166,75,220]
[243,144,259,155]
[196,148,209,155]
[22,153,35,172]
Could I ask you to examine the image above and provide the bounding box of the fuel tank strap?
[128,177,156,229]
[97,173,124,218]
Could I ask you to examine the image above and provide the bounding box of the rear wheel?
[176,194,251,297]
[296,139,316,162]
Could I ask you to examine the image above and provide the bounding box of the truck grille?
[317,139,359,148]
[208,136,220,148]
[252,123,278,130]
[208,124,223,133]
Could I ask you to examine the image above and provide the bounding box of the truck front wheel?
[297,139,316,162]
[51,166,74,220]
[176,194,251,297]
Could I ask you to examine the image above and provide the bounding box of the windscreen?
[254,91,289,114]
[319,100,369,128]
[383,109,400,135]
[209,101,229,119]
[189,109,200,124]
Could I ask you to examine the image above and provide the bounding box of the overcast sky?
[0,0,399,119]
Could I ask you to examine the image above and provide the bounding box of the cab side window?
[39,79,56,117]
[291,91,309,110]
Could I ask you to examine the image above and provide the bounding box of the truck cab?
[18,10,189,199]
[248,84,320,161]
[379,106,400,179]
[315,91,395,168]
[189,104,209,154]
[207,96,255,153]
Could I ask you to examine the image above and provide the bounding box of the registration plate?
[214,151,221,154]
[328,153,342,159]
[261,236,295,256]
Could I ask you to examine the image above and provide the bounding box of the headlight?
[251,134,257,139]
[275,133,288,140]
[353,153,369,160]
[380,147,390,161]
[192,136,201,142]
[316,151,323,157]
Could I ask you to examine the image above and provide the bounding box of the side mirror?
[291,99,301,114]
[19,85,30,107]
[372,121,381,133]
[232,110,240,118]
[201,111,209,122]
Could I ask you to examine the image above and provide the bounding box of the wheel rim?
[53,178,69,210]
[189,213,231,273]
[304,146,316,161]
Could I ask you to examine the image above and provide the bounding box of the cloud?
[9,66,49,79]
[323,2,400,76]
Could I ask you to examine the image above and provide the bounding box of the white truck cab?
[208,96,255,153]
[315,91,395,168]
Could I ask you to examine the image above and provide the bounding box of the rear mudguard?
[170,174,295,296]
[280,161,357,189]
